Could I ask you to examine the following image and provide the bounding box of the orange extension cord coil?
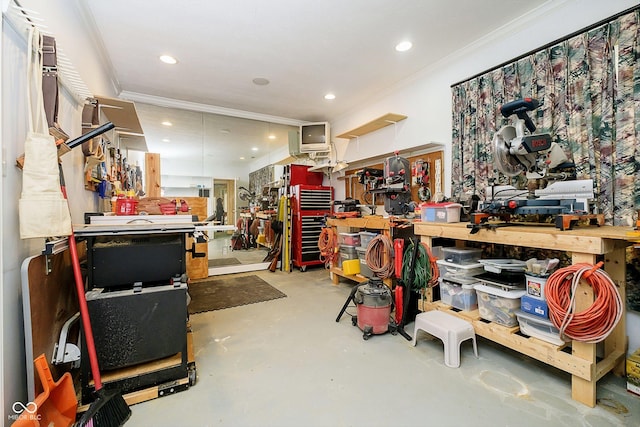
[318,227,338,267]
[545,262,623,343]
[365,234,395,279]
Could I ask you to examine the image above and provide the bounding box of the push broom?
[61,123,131,426]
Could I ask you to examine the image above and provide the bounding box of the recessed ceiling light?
[268,134,276,140]
[159,55,178,64]
[324,93,336,100]
[252,77,270,86]
[220,129,231,134]
[395,41,412,52]
[251,147,258,151]
[162,138,170,142]
[161,121,172,126]
[240,156,245,160]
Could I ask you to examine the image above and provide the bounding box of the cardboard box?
[627,349,640,396]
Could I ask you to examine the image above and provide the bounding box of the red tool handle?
[394,286,404,325]
[394,238,404,279]
[61,186,103,391]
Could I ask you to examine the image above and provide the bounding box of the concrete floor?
[127,237,640,427]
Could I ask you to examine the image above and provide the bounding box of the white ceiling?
[81,0,549,165]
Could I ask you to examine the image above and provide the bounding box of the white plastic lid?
[473,283,525,299]
[441,276,480,287]
[442,247,482,254]
[436,259,483,270]
[514,309,556,327]
[479,259,527,273]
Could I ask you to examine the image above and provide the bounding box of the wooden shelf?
[336,113,407,139]
[414,221,631,408]
[330,267,370,285]
[326,216,391,230]
[95,96,147,151]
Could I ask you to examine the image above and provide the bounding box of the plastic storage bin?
[520,294,549,318]
[339,244,358,268]
[355,246,374,278]
[515,310,567,346]
[474,284,525,327]
[440,276,479,311]
[359,231,378,248]
[442,247,482,264]
[339,244,358,258]
[339,233,361,246]
[436,260,484,279]
[525,274,549,300]
[420,203,462,223]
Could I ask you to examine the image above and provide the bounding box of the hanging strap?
[42,34,59,129]
[26,27,49,136]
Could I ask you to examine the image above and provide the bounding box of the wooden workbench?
[414,221,631,407]
[326,216,401,286]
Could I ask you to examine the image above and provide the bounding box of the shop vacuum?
[336,277,397,340]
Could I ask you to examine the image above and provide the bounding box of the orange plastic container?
[11,354,77,427]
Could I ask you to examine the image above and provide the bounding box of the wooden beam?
[145,152,161,197]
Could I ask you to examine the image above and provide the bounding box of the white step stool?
[411,310,478,368]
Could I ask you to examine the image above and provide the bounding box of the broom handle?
[58,122,116,392]
[60,179,103,391]
[65,121,115,149]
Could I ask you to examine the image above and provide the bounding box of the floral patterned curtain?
[451,9,639,226]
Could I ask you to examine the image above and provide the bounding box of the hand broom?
[61,124,131,426]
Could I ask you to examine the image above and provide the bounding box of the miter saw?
[470,98,604,232]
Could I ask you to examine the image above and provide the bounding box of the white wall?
[2,0,639,419]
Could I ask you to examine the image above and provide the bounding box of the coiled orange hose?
[365,234,395,279]
[422,242,440,287]
[545,262,623,343]
[318,227,338,267]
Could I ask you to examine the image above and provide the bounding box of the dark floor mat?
[188,275,286,314]
[208,257,242,267]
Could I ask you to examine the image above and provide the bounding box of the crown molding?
[119,91,306,127]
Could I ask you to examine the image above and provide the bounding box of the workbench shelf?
[330,266,370,285]
[414,221,630,408]
[326,216,403,287]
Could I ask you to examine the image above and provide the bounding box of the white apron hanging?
[18,26,72,239]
